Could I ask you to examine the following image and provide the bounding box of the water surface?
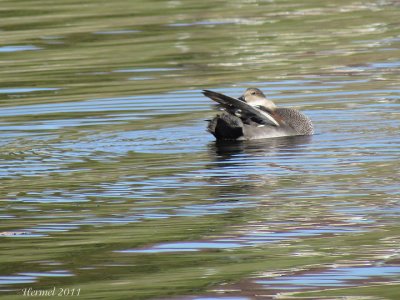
[1,0,399,299]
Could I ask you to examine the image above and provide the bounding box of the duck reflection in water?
[205,135,313,200]
[210,135,313,159]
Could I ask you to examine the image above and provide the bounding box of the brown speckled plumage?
[274,107,314,136]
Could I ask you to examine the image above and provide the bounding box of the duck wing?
[202,90,279,127]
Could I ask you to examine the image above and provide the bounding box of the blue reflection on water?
[255,265,400,289]
[0,45,41,52]
[0,88,59,94]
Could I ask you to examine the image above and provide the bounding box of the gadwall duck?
[203,88,313,140]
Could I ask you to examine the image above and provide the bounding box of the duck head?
[238,88,276,111]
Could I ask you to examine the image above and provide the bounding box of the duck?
[203,88,313,140]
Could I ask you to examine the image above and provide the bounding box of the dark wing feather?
[202,90,279,127]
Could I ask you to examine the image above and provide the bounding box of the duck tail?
[207,112,244,140]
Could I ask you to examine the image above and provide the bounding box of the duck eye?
[251,92,256,95]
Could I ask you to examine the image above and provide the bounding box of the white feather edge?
[257,109,280,126]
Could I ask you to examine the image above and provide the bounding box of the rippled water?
[1,0,400,299]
